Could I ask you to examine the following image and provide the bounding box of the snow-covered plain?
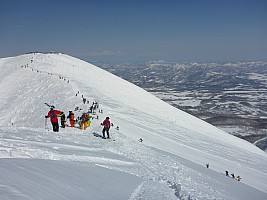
[0,53,266,200]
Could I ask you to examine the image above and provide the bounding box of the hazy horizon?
[1,0,266,63]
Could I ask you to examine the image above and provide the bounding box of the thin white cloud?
[85,50,125,57]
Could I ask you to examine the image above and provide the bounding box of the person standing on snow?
[86,114,93,128]
[58,111,66,128]
[45,106,61,132]
[225,171,229,176]
[83,97,86,104]
[67,111,75,127]
[231,173,235,179]
[101,117,111,139]
[80,113,89,130]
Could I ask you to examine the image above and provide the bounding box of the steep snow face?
[0,53,267,196]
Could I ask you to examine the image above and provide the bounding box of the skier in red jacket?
[101,117,111,139]
[45,106,61,132]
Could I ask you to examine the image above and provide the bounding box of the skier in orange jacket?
[67,111,75,127]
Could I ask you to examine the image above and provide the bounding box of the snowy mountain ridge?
[0,53,266,200]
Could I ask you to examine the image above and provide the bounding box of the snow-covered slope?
[0,53,266,200]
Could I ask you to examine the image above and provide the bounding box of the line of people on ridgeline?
[205,164,241,182]
[225,170,241,181]
[74,91,101,114]
[75,91,99,107]
[21,57,70,83]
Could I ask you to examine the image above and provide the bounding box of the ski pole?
[109,128,113,140]
[96,124,102,133]
[45,118,47,129]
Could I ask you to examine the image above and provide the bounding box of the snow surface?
[0,53,266,200]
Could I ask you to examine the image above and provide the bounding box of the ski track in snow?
[0,53,267,200]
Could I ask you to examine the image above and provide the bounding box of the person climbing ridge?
[231,173,235,179]
[83,97,86,104]
[67,111,75,127]
[80,113,89,130]
[101,117,111,139]
[45,106,61,132]
[58,111,66,128]
[225,171,229,176]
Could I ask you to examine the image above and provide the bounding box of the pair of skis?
[93,132,115,141]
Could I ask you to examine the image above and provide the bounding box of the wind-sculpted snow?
[0,53,266,199]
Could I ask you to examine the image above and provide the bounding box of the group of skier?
[206,164,242,182]
[225,170,241,181]
[45,104,111,139]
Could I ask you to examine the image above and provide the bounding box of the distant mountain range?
[96,61,267,151]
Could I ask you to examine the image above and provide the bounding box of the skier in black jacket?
[59,112,66,128]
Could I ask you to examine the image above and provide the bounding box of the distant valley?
[96,61,267,151]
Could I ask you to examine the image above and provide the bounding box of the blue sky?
[1,0,266,63]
